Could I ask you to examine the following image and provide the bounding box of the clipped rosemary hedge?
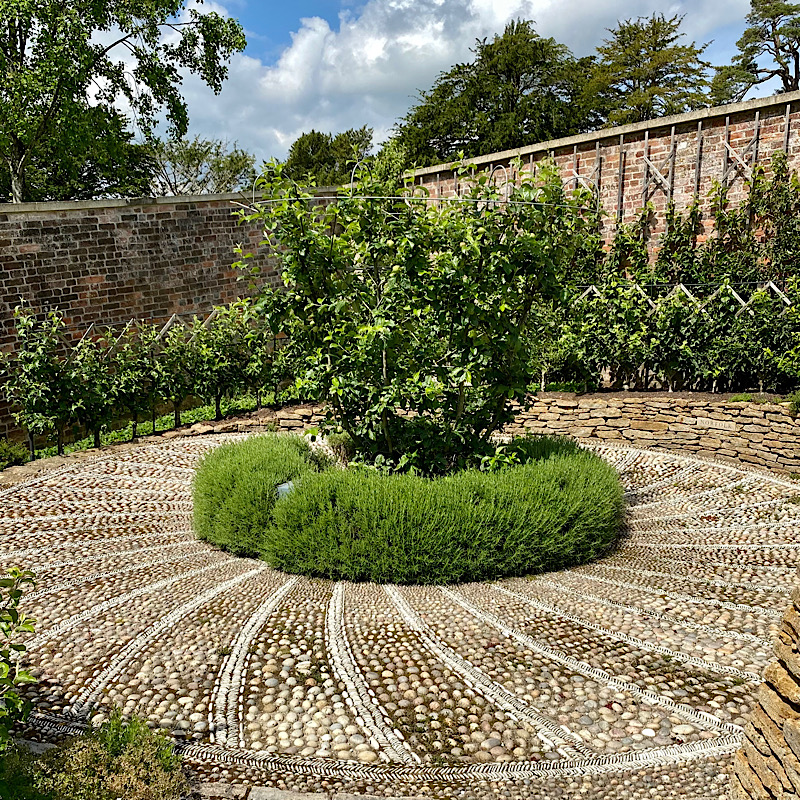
[192,434,329,557]
[192,434,624,584]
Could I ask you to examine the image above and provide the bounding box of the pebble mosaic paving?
[3,434,797,799]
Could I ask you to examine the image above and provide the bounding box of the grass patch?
[193,434,624,584]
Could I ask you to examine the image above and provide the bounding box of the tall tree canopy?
[712,1,800,102]
[589,13,711,125]
[394,20,597,167]
[149,137,256,195]
[283,126,373,185]
[0,0,246,203]
[0,106,154,201]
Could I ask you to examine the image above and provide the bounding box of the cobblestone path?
[3,435,797,799]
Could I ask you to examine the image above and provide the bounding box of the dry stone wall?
[507,394,800,475]
[731,591,800,800]
[263,393,800,476]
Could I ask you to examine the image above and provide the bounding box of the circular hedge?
[192,434,624,584]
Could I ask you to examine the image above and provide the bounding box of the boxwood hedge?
[192,434,624,584]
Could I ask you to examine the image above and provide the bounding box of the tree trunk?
[27,430,35,460]
[8,145,27,203]
[131,417,138,441]
[57,428,64,456]
[215,393,222,421]
[174,402,181,429]
[93,428,101,449]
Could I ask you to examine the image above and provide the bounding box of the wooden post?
[667,125,676,204]
[722,115,730,187]
[617,134,625,224]
[784,103,792,153]
[694,120,703,198]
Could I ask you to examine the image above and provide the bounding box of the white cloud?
[177,0,753,162]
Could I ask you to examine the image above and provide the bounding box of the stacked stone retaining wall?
[262,393,800,475]
[731,593,800,799]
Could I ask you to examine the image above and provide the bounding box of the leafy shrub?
[241,159,599,474]
[0,567,37,751]
[193,434,325,557]
[0,440,29,471]
[786,391,800,417]
[0,710,189,800]
[194,435,623,584]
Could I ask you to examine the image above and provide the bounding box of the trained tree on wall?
[588,13,711,125]
[712,0,800,102]
[0,0,246,203]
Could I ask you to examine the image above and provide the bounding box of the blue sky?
[176,0,765,163]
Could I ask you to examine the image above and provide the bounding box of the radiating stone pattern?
[4,435,797,799]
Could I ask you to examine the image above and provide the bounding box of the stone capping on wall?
[0,185,342,214]
[409,90,800,177]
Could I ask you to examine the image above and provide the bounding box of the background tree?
[0,107,154,202]
[589,13,711,125]
[0,0,246,203]
[395,20,595,166]
[283,126,373,185]
[712,1,800,102]
[148,136,256,196]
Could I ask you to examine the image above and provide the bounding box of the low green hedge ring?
[192,434,624,585]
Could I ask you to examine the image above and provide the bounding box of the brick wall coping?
[0,186,341,215]
[409,90,800,178]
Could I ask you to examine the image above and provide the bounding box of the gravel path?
[4,434,796,799]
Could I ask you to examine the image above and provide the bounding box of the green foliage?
[283,127,373,186]
[0,440,28,471]
[786,390,800,415]
[0,567,37,752]
[70,335,116,449]
[0,0,246,203]
[712,0,800,102]
[265,436,623,584]
[242,158,599,474]
[0,308,74,454]
[148,136,256,196]
[588,13,711,125]
[189,308,251,421]
[1,302,287,455]
[395,20,597,166]
[1,710,188,800]
[0,106,155,202]
[193,434,323,557]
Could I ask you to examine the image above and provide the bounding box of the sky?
[167,0,765,163]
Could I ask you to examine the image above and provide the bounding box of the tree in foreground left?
[0,0,246,203]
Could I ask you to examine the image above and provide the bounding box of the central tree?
[0,0,246,203]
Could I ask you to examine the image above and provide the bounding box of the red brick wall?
[0,194,277,352]
[411,91,800,247]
